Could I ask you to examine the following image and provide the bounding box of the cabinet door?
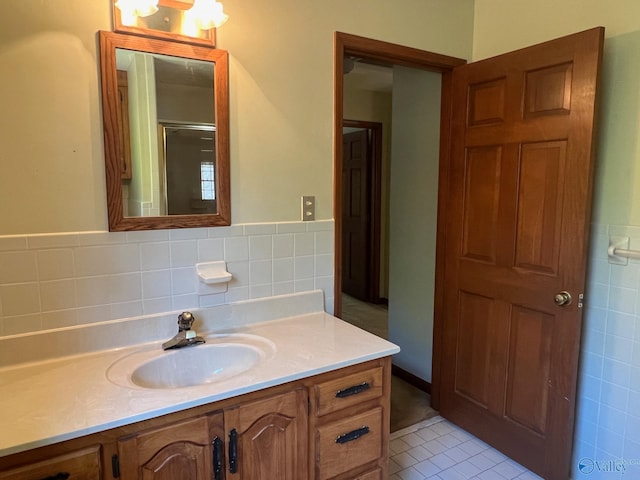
[117,413,223,480]
[0,446,101,480]
[224,389,308,480]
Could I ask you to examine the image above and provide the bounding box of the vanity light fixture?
[114,0,228,33]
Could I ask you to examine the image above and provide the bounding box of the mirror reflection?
[99,30,230,231]
[161,123,217,215]
[116,48,216,217]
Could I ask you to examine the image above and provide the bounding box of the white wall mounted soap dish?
[196,261,232,294]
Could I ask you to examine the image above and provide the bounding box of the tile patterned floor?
[389,416,543,480]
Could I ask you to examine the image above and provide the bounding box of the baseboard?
[392,365,431,394]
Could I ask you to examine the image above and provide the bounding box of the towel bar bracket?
[608,235,632,265]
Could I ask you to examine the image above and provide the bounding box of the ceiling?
[344,58,393,93]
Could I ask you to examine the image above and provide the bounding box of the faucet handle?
[177,311,195,331]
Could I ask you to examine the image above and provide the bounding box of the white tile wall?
[573,223,640,479]
[0,221,334,337]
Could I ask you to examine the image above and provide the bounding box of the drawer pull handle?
[335,382,370,398]
[40,475,70,480]
[336,426,370,444]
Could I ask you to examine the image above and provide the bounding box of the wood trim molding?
[99,31,230,231]
[430,69,456,411]
[334,33,346,318]
[338,32,468,71]
[392,365,432,395]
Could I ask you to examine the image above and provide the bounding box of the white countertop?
[0,291,399,457]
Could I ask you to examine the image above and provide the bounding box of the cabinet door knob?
[40,474,70,480]
[229,428,238,474]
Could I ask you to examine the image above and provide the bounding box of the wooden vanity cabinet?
[309,363,390,479]
[0,357,391,480]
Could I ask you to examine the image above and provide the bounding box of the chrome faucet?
[162,311,206,350]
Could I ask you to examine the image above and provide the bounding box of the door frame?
[342,119,383,303]
[333,32,466,410]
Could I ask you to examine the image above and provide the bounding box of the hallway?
[340,294,437,431]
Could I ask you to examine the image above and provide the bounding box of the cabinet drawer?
[0,446,101,480]
[315,407,383,479]
[314,367,383,416]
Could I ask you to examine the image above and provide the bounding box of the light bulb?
[188,0,229,30]
[115,0,159,19]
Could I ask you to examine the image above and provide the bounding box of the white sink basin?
[107,334,275,389]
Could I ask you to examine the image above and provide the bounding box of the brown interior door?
[440,27,604,480]
[342,129,371,301]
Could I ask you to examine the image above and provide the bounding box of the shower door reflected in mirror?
[160,123,217,215]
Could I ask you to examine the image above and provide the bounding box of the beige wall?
[0,0,474,235]
[0,2,109,234]
[473,0,640,58]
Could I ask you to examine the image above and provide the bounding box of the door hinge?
[112,454,120,478]
[578,293,584,308]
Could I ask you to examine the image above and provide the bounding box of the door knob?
[554,291,572,306]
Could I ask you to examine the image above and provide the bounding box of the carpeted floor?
[340,294,439,432]
[341,294,389,338]
[390,375,438,432]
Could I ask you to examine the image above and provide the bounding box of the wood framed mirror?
[99,30,230,231]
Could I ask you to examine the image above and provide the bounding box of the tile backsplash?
[7,217,637,477]
[0,221,334,337]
